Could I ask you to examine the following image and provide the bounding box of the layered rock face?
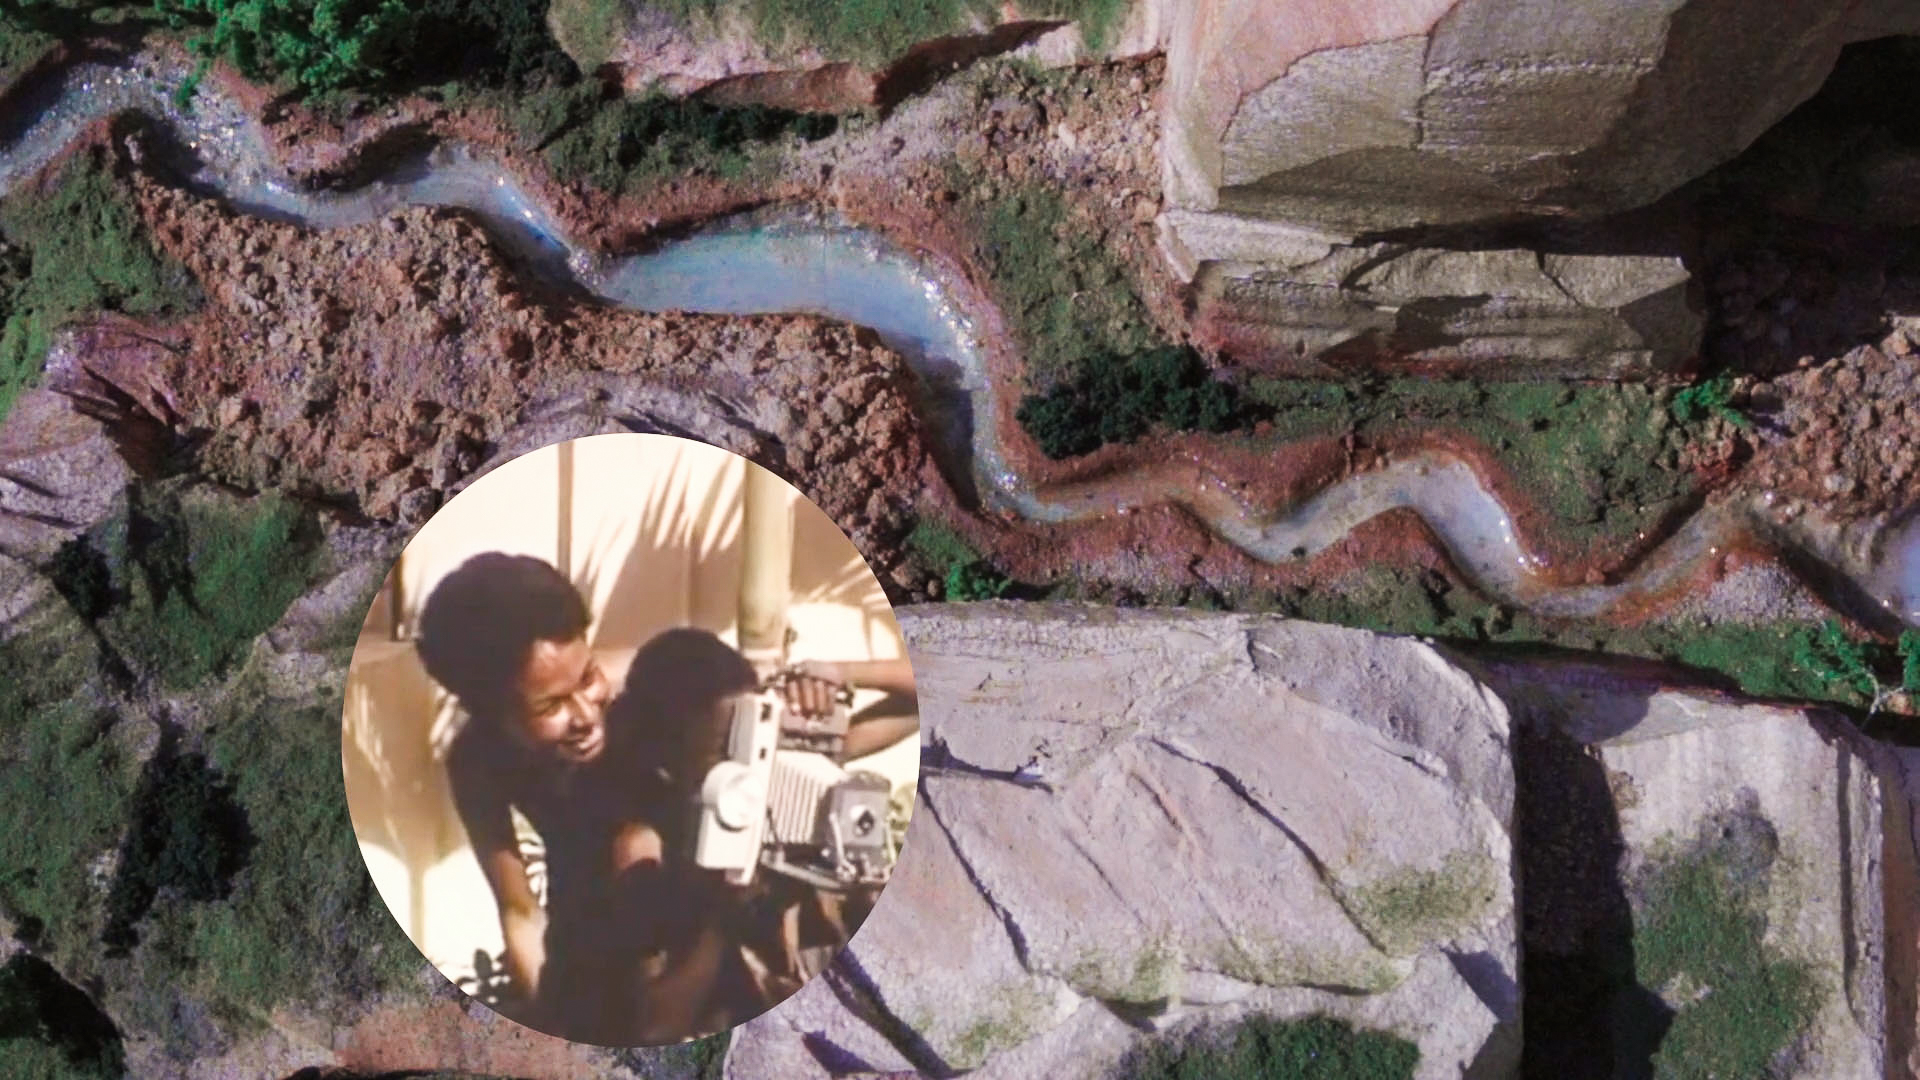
[553,1,1176,109]
[1161,0,1901,234]
[1156,0,1920,374]
[726,605,1920,1080]
[1177,235,1698,377]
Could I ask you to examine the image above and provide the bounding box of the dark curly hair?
[610,627,758,782]
[414,553,591,721]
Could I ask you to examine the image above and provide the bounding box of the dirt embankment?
[15,44,1908,616]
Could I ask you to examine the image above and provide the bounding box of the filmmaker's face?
[511,636,611,765]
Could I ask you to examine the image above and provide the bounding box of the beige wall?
[341,434,911,979]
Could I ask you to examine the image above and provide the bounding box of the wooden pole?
[737,460,792,680]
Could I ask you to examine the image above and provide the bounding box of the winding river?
[5,51,1919,627]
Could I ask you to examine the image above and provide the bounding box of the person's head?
[611,627,759,785]
[415,553,611,765]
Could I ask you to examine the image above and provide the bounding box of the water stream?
[6,51,1919,627]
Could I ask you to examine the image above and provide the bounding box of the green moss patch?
[101,744,253,957]
[75,484,323,690]
[0,615,141,977]
[905,518,1012,601]
[1238,377,1707,558]
[1203,562,1905,719]
[158,666,419,1017]
[516,83,837,193]
[0,149,196,424]
[1121,1014,1419,1080]
[1633,833,1820,1080]
[1343,851,1499,956]
[970,182,1158,388]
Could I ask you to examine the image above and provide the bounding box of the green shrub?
[905,518,1013,600]
[1017,346,1244,460]
[1122,1014,1419,1080]
[156,0,417,96]
[1669,371,1750,430]
[0,151,195,424]
[542,89,837,192]
[945,560,1011,601]
[102,747,252,956]
[414,0,579,90]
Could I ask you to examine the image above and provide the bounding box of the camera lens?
[853,808,876,835]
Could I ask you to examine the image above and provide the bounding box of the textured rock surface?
[1186,241,1700,376]
[727,609,1920,1079]
[729,604,1520,1078]
[564,0,1174,107]
[1475,655,1911,1080]
[1160,0,1913,235]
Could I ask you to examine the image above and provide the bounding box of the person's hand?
[780,660,846,717]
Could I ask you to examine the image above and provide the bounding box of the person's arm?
[635,920,731,1043]
[447,740,546,1000]
[481,846,548,1001]
[782,658,916,716]
[840,712,919,760]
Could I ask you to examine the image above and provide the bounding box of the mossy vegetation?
[972,182,1158,388]
[1246,377,1709,557]
[0,617,141,977]
[157,666,419,1016]
[1120,1014,1419,1080]
[1344,851,1499,956]
[1066,939,1181,1004]
[503,81,837,193]
[1631,835,1820,1080]
[101,744,253,956]
[948,983,1053,1068]
[547,0,624,73]
[0,20,55,89]
[1015,366,1709,562]
[905,518,1013,601]
[640,0,1129,67]
[73,484,323,690]
[1071,565,1909,721]
[0,149,196,424]
[0,954,126,1080]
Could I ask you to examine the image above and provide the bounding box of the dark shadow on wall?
[1513,712,1673,1080]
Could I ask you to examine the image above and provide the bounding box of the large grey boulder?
[729,604,1520,1078]
[1160,0,1915,236]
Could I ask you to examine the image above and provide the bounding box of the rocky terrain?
[4,0,1920,1077]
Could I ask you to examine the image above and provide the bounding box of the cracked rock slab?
[823,604,1520,1076]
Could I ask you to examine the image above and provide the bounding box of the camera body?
[693,685,896,891]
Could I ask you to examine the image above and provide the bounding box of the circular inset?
[340,433,919,1047]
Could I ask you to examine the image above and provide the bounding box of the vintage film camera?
[692,671,896,891]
